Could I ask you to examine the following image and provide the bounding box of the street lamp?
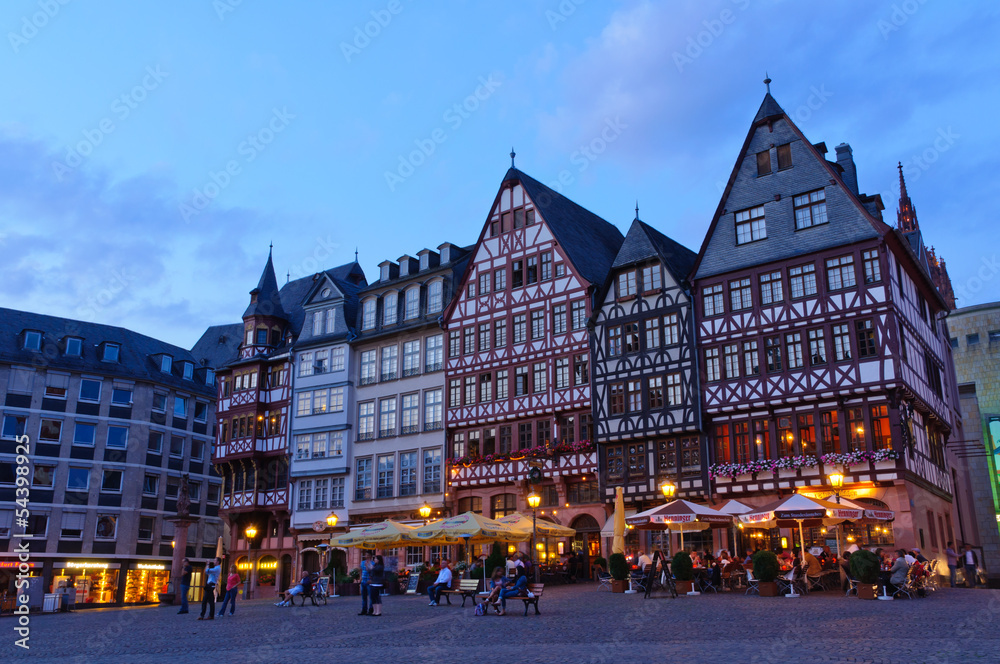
[419,504,432,520]
[660,482,676,500]
[527,492,541,583]
[326,513,339,528]
[828,472,845,504]
[245,525,258,539]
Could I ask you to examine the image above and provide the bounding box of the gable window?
[808,328,827,364]
[512,260,523,288]
[618,270,637,298]
[23,330,42,351]
[789,264,817,298]
[729,278,752,311]
[832,324,852,361]
[642,264,662,292]
[743,340,759,376]
[383,292,398,326]
[526,256,538,284]
[862,249,881,284]
[362,300,376,330]
[776,143,792,170]
[826,255,856,291]
[428,281,443,313]
[760,271,783,305]
[735,205,766,245]
[466,283,476,298]
[756,150,771,176]
[553,304,567,335]
[540,252,552,280]
[64,337,82,356]
[493,269,506,292]
[703,284,724,316]
[404,288,420,319]
[571,301,586,330]
[856,319,877,358]
[794,190,828,229]
[478,273,490,295]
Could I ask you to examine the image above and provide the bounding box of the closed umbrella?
[612,487,626,555]
[215,536,225,560]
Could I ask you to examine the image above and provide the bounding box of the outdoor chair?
[744,569,759,596]
[844,576,858,597]
[596,570,612,591]
[776,569,795,595]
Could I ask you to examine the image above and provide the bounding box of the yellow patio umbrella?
[612,486,626,555]
[329,520,421,549]
[412,512,531,545]
[495,512,576,538]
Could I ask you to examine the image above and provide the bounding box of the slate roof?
[0,307,214,395]
[191,324,244,370]
[612,218,698,285]
[243,249,287,320]
[753,92,785,124]
[504,168,625,287]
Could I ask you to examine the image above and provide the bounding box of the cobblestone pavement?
[4,584,999,663]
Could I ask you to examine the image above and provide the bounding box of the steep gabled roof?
[638,220,697,285]
[504,168,624,287]
[243,248,287,320]
[691,90,892,280]
[191,323,244,370]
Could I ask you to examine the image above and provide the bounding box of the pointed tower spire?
[897,161,919,233]
[243,247,287,321]
[355,247,359,262]
[634,200,640,220]
[764,72,771,94]
[510,148,516,169]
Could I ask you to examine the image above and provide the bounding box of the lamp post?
[419,503,432,520]
[325,513,339,598]
[527,492,541,583]
[660,482,676,554]
[828,472,844,504]
[244,525,258,599]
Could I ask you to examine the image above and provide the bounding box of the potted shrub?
[672,552,696,594]
[850,550,881,600]
[752,550,780,597]
[609,553,629,593]
[384,571,399,595]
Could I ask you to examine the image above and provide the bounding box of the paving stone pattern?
[4,584,999,663]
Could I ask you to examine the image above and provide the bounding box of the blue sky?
[1,0,998,348]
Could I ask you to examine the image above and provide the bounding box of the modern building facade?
[947,301,1000,584]
[691,89,962,564]
[444,165,624,562]
[590,216,705,523]
[0,308,221,606]
[343,244,469,569]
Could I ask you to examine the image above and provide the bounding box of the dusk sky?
[1,0,998,348]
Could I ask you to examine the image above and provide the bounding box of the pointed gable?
[693,92,889,280]
[508,168,624,287]
[243,249,287,320]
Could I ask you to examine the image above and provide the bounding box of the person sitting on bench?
[276,571,312,606]
[498,566,528,616]
[426,560,452,606]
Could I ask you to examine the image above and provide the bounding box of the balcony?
[449,443,597,488]
[710,449,907,495]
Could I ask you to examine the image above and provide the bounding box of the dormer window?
[101,343,120,363]
[64,337,83,357]
[205,369,215,386]
[160,355,173,373]
[23,331,42,351]
[182,362,194,380]
[254,328,267,345]
[362,299,377,330]
[383,293,398,326]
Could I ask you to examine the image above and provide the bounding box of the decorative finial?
[635,200,639,219]
[510,148,516,168]
[286,270,290,284]
[764,72,771,94]
[355,247,359,262]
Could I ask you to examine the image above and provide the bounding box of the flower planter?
[611,580,628,593]
[736,473,754,482]
[857,584,878,600]
[758,582,778,597]
[755,471,774,481]
[874,460,896,470]
[777,469,798,479]
[675,580,694,595]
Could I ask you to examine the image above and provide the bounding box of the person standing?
[962,544,979,588]
[426,559,452,606]
[178,558,192,614]
[369,555,385,617]
[358,555,371,616]
[198,558,222,620]
[945,541,959,588]
[217,569,241,617]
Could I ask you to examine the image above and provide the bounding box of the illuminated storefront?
[52,562,120,605]
[124,563,171,604]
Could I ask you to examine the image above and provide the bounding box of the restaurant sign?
[773,510,826,520]
[866,510,895,521]
[136,563,166,570]
[0,561,36,569]
[67,562,110,570]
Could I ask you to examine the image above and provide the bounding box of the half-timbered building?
[444,164,624,562]
[692,87,962,562]
[210,249,365,598]
[590,215,704,513]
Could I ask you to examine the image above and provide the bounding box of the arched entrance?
[300,549,320,575]
[279,554,293,593]
[571,514,601,580]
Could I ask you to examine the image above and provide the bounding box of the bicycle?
[291,576,329,606]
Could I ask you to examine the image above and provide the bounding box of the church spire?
[897,161,919,233]
[243,247,287,321]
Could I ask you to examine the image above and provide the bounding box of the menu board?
[405,574,420,594]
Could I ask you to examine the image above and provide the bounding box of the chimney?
[835,143,858,195]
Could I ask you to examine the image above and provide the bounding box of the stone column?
[166,516,197,605]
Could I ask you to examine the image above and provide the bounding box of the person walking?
[962,543,980,588]
[945,541,959,588]
[426,559,452,606]
[369,555,385,617]
[198,558,222,620]
[178,558,192,614]
[217,569,241,617]
[358,555,371,615]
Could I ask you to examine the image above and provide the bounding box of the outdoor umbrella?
[412,512,530,546]
[495,512,576,538]
[739,494,863,565]
[215,536,225,560]
[820,497,895,573]
[612,487,626,555]
[626,499,733,552]
[329,520,421,549]
[714,499,753,557]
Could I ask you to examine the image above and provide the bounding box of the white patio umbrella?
[714,499,753,558]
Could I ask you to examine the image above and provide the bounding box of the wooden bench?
[508,583,544,615]
[440,579,482,607]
